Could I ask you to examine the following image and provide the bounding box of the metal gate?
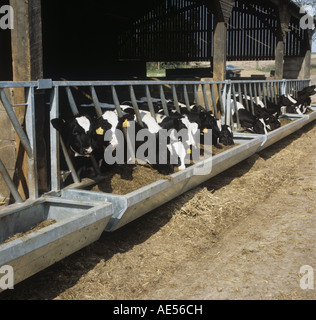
[0,77,315,290]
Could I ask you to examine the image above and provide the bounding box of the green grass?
[256,68,273,73]
[146,69,166,77]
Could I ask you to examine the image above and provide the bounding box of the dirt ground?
[0,118,315,300]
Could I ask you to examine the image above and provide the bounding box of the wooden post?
[275,39,285,80]
[275,2,291,80]
[210,0,234,81]
[213,20,227,81]
[299,28,312,79]
[10,0,46,198]
[207,0,234,118]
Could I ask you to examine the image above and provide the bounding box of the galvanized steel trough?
[60,134,265,231]
[0,197,112,290]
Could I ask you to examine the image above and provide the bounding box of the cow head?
[200,112,221,138]
[219,125,234,146]
[190,104,206,113]
[265,117,281,131]
[252,118,267,134]
[51,115,97,157]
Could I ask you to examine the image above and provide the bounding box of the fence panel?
[0,82,39,203]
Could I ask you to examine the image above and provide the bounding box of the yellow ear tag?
[187,148,192,154]
[96,127,104,135]
[203,128,208,133]
[123,119,130,128]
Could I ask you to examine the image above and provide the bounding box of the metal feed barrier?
[0,78,315,290]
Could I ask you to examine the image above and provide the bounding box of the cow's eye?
[72,130,80,135]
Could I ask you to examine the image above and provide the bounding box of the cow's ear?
[119,113,135,122]
[95,117,112,131]
[51,118,65,132]
[199,112,207,120]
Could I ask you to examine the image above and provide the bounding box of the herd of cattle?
[232,85,316,135]
[51,85,315,179]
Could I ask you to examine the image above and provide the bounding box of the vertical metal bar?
[112,85,136,162]
[129,85,145,126]
[25,87,38,199]
[274,82,278,104]
[230,85,234,129]
[253,83,258,105]
[225,82,231,126]
[59,136,80,184]
[90,86,103,118]
[284,80,288,96]
[281,80,286,96]
[65,86,79,115]
[183,84,191,111]
[248,83,255,115]
[256,83,261,102]
[232,85,240,130]
[0,159,24,203]
[202,84,210,112]
[210,84,218,115]
[111,85,123,117]
[145,85,157,118]
[243,83,249,111]
[217,83,224,115]
[159,85,169,116]
[171,84,181,113]
[266,82,271,101]
[269,82,273,101]
[194,84,200,106]
[50,86,60,191]
[262,82,267,107]
[238,83,242,104]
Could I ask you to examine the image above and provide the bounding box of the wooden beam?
[213,21,227,81]
[299,29,312,79]
[274,0,291,80]
[9,0,46,198]
[210,0,234,81]
[210,0,235,24]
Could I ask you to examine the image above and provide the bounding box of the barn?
[0,0,316,291]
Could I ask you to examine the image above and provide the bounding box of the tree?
[293,0,315,12]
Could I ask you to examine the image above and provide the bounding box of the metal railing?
[229,78,312,130]
[284,79,312,98]
[50,80,229,190]
[0,81,39,203]
[0,78,313,204]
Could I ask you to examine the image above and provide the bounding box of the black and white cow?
[252,99,281,131]
[51,115,98,157]
[121,99,232,146]
[278,85,316,115]
[278,94,304,114]
[51,114,104,179]
[94,108,188,174]
[218,124,234,145]
[233,94,282,134]
[231,100,268,134]
[162,102,230,146]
